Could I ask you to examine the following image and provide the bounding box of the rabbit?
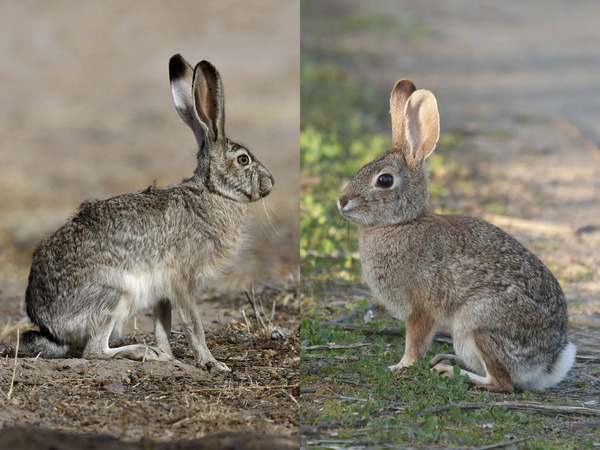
[19,54,274,372]
[337,79,575,392]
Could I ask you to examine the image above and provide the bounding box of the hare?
[337,79,575,392]
[20,55,274,372]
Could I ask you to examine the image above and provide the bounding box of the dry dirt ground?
[0,1,299,448]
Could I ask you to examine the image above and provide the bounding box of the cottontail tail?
[20,55,274,371]
[338,79,575,392]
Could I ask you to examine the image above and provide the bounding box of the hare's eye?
[237,154,250,166]
[376,174,394,188]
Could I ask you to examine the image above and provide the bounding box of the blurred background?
[301,0,600,322]
[0,1,299,319]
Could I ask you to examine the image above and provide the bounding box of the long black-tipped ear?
[194,60,225,142]
[390,79,416,150]
[169,54,210,152]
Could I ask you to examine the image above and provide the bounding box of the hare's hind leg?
[83,312,172,362]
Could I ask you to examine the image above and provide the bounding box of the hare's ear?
[390,79,416,149]
[169,54,209,149]
[403,90,440,165]
[194,60,225,143]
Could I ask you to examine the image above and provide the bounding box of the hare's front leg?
[177,294,230,372]
[389,309,435,371]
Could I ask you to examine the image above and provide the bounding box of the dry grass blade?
[7,326,20,400]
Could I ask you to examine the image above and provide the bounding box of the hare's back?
[32,184,243,272]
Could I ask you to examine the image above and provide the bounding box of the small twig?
[7,327,20,400]
[419,401,600,417]
[466,437,532,450]
[300,387,317,395]
[189,384,297,393]
[304,342,372,351]
[302,354,360,361]
[257,280,286,293]
[286,391,300,408]
[245,288,267,331]
[577,353,600,364]
[271,300,276,322]
[320,321,403,336]
[320,384,368,403]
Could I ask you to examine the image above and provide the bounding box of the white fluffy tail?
[515,341,576,391]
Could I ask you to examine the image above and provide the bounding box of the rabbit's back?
[360,213,567,331]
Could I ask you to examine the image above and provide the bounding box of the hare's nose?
[338,195,348,210]
[260,174,274,196]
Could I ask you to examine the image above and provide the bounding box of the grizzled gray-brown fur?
[21,55,273,372]
[338,79,575,392]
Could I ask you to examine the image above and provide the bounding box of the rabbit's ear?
[390,79,416,150]
[404,90,440,165]
[169,54,210,148]
[194,60,225,143]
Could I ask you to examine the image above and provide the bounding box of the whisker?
[261,198,282,239]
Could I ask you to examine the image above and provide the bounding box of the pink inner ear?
[403,90,440,164]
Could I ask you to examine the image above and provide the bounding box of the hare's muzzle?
[259,174,274,198]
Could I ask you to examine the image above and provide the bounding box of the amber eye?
[237,154,250,165]
[376,173,394,188]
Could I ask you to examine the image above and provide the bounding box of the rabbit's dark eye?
[237,154,250,166]
[376,174,394,188]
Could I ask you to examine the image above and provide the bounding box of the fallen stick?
[189,384,298,393]
[319,321,403,336]
[304,342,372,351]
[419,400,600,417]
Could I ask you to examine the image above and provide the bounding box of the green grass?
[301,319,594,449]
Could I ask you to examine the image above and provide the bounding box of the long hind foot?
[430,338,514,394]
[84,344,173,362]
[429,353,468,368]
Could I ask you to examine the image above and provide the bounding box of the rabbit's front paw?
[388,362,412,372]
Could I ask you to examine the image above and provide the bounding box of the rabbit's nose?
[338,195,348,210]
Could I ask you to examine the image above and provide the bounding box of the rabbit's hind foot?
[429,353,467,369]
[431,355,514,393]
